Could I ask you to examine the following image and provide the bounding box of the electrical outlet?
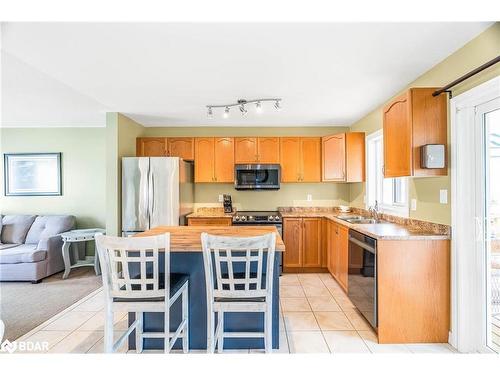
[307,194,312,201]
[218,194,223,203]
[439,189,448,204]
[411,199,417,211]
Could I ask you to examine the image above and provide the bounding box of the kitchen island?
[130,226,285,351]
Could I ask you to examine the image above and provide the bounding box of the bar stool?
[201,232,276,353]
[95,233,189,353]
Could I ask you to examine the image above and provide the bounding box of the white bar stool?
[95,233,189,353]
[201,232,276,353]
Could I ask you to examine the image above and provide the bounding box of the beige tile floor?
[14,272,456,354]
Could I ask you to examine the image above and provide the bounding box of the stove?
[232,211,283,274]
[232,211,282,225]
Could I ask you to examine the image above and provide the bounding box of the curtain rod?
[432,55,500,98]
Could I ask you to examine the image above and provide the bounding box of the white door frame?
[450,75,500,353]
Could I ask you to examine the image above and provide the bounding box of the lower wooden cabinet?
[326,220,348,291]
[283,217,323,271]
[187,217,232,226]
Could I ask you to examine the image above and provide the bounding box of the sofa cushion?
[25,215,76,244]
[0,243,19,250]
[0,244,46,264]
[1,215,36,244]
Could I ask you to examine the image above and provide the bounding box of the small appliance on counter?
[223,194,233,213]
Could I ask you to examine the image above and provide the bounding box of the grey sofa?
[0,215,75,282]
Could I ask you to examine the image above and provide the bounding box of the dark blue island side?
[128,230,282,351]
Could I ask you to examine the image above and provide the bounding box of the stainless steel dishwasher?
[348,229,377,329]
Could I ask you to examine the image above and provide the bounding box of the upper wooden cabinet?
[322,132,365,182]
[234,137,280,164]
[280,137,321,182]
[167,137,194,160]
[136,137,167,156]
[234,137,258,163]
[257,137,280,163]
[383,88,447,178]
[194,137,234,183]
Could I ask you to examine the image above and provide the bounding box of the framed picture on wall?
[4,153,62,196]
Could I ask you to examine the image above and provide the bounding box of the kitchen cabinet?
[326,220,348,291]
[187,217,232,226]
[322,132,365,182]
[283,218,302,268]
[234,137,280,164]
[283,217,323,271]
[136,137,167,156]
[235,137,258,163]
[167,137,194,160]
[383,87,447,178]
[194,137,234,183]
[257,137,280,163]
[280,137,321,182]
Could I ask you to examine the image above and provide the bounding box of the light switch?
[307,194,312,202]
[439,189,448,204]
[411,199,417,211]
[218,194,223,203]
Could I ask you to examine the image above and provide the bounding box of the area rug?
[0,267,102,341]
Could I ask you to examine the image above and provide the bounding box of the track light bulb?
[223,107,230,118]
[207,107,213,117]
[256,101,262,113]
[274,100,281,111]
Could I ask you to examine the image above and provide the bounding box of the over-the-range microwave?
[234,164,281,190]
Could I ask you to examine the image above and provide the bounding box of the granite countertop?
[136,226,285,251]
[280,209,450,241]
[187,208,234,218]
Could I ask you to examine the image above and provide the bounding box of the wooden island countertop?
[136,225,285,252]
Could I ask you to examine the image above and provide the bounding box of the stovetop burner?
[232,210,282,224]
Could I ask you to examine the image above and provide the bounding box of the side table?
[60,228,106,279]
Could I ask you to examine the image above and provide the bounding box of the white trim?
[450,75,500,353]
[365,129,409,217]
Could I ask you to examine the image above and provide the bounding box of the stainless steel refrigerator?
[121,157,194,236]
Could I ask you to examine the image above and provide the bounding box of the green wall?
[142,126,347,137]
[106,113,145,235]
[350,23,500,225]
[0,127,106,229]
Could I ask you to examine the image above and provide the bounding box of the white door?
[452,76,500,353]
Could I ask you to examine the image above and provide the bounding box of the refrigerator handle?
[148,168,154,225]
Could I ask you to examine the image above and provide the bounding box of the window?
[366,130,409,217]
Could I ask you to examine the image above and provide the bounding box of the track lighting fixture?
[206,98,282,118]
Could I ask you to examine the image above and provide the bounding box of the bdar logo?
[1,339,17,353]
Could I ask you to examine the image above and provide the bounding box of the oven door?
[348,230,377,329]
[234,164,280,190]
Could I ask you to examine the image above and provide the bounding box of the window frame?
[365,130,409,217]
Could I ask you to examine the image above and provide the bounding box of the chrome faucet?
[368,200,380,222]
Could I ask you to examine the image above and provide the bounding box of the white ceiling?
[0,22,492,128]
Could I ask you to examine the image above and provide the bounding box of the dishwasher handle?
[349,235,376,254]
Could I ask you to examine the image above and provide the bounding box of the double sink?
[336,215,385,225]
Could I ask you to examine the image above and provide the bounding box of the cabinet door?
[300,137,321,182]
[321,218,328,268]
[322,134,345,181]
[168,137,194,160]
[214,137,235,183]
[283,218,302,268]
[280,138,301,182]
[258,137,280,164]
[194,137,215,182]
[383,92,412,177]
[136,137,167,156]
[235,137,258,163]
[337,224,349,291]
[302,218,322,268]
[328,222,337,276]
